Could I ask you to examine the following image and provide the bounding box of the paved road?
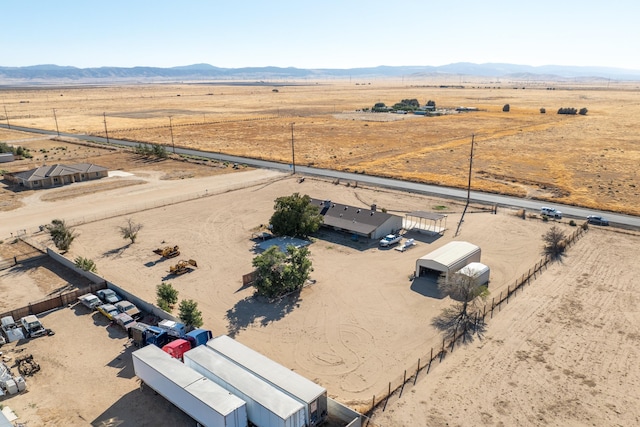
[2,123,639,229]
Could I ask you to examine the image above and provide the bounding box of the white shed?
[415,241,481,281]
[457,262,490,286]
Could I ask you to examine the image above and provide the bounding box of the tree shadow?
[431,304,487,345]
[102,243,132,258]
[226,291,301,337]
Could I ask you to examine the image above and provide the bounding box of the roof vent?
[357,209,361,213]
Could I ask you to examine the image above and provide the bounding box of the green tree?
[542,225,566,260]
[432,271,489,341]
[74,256,97,272]
[178,299,203,328]
[119,218,143,244]
[252,245,313,298]
[157,282,179,310]
[269,193,323,238]
[47,219,76,252]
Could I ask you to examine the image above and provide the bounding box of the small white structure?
[415,241,481,281]
[456,262,490,286]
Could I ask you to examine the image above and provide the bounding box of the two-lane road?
[2,123,639,229]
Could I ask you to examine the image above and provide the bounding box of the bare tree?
[119,218,143,244]
[542,225,566,260]
[432,272,489,342]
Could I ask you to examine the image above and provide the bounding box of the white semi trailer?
[185,345,306,427]
[207,335,328,427]
[132,345,247,427]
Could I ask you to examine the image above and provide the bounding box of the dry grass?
[2,79,640,215]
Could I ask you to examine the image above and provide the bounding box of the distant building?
[5,163,108,189]
[0,153,15,163]
[310,198,403,240]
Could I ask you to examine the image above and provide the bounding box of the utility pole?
[3,106,10,129]
[455,134,475,236]
[169,116,175,154]
[53,109,60,136]
[103,112,110,144]
[290,122,296,174]
[466,133,475,206]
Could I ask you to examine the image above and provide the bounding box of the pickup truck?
[20,315,47,338]
[78,293,102,310]
[379,234,402,247]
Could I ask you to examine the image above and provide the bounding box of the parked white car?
[541,207,562,219]
[379,234,402,247]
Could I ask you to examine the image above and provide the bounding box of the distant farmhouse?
[5,163,108,189]
[310,198,402,240]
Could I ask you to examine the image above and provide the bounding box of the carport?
[403,211,447,235]
[415,241,481,281]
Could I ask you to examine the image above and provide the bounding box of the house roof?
[310,198,400,234]
[13,163,107,182]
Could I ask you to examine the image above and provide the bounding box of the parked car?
[113,312,136,331]
[96,289,121,304]
[97,304,119,320]
[587,215,609,226]
[115,301,141,320]
[78,293,101,310]
[541,207,562,219]
[379,234,402,247]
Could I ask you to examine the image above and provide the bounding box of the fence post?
[491,297,495,318]
[440,339,445,362]
[399,370,407,398]
[506,285,510,303]
[427,348,433,373]
[414,359,420,385]
[498,291,503,310]
[383,382,391,411]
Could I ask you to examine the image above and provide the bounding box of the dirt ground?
[1,144,639,426]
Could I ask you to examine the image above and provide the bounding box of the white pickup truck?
[379,234,402,247]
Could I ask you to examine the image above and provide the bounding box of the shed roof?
[418,241,480,269]
[407,211,447,221]
[458,262,489,277]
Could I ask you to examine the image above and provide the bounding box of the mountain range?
[1,63,639,84]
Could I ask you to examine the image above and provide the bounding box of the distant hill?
[1,63,639,84]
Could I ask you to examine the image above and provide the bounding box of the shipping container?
[132,345,247,427]
[185,346,306,427]
[207,335,328,426]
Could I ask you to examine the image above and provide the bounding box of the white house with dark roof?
[310,198,403,240]
[6,163,108,189]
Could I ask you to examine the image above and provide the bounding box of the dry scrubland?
[1,78,640,215]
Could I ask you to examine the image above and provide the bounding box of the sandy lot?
[373,228,640,427]
[1,148,639,426]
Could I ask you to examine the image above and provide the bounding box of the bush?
[503,104,510,112]
[540,108,546,114]
[569,220,577,226]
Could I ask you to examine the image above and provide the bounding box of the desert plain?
[0,79,639,427]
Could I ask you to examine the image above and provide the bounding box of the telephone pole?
[290,122,296,174]
[103,112,110,144]
[169,116,175,154]
[455,134,475,236]
[53,109,60,136]
[3,106,10,129]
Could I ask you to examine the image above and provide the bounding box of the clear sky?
[3,0,639,70]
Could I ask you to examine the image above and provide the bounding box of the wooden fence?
[0,282,107,321]
[362,224,589,425]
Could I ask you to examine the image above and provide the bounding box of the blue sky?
[4,1,639,70]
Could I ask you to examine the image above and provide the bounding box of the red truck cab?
[162,339,191,361]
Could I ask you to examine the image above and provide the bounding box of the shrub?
[569,220,577,226]
[503,104,510,112]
